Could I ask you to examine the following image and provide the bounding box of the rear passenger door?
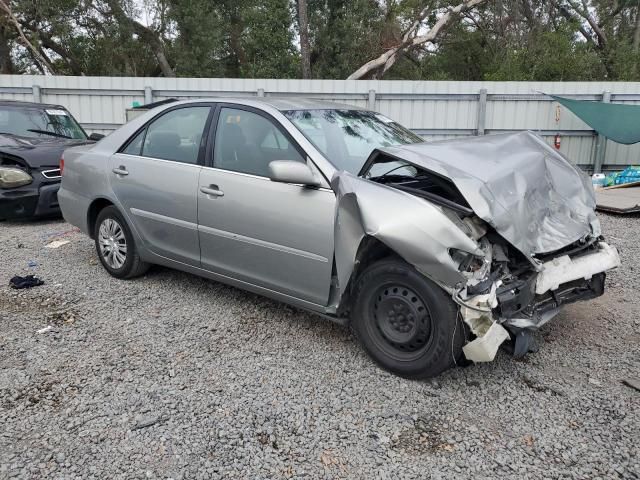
[110,104,212,266]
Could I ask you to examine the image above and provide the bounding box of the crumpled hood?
[0,133,92,168]
[372,131,600,257]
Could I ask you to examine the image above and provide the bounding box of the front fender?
[331,172,481,306]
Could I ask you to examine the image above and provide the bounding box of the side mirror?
[88,132,105,141]
[268,160,320,187]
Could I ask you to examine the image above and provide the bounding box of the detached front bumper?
[0,180,61,220]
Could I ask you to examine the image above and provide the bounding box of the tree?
[347,0,487,79]
[0,0,639,81]
[297,0,311,78]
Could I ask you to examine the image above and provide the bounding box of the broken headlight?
[449,248,484,273]
[0,167,32,189]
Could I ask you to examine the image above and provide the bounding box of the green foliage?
[2,0,640,81]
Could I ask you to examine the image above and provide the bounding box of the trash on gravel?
[36,325,54,334]
[45,239,70,249]
[9,275,44,289]
[27,260,38,268]
[130,415,169,431]
[44,227,80,240]
[622,378,640,392]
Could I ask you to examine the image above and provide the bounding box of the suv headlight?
[0,167,32,188]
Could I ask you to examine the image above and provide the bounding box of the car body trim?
[130,207,198,231]
[198,223,329,263]
[41,168,61,179]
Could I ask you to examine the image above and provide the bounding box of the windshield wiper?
[27,129,72,139]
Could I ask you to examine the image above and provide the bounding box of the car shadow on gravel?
[140,265,352,340]
[1,215,66,227]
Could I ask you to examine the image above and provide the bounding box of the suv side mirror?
[88,132,105,141]
[268,160,320,187]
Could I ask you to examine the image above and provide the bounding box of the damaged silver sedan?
[58,99,620,378]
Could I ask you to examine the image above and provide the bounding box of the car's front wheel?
[94,206,149,279]
[351,258,465,379]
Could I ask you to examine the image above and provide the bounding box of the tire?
[351,258,466,379]
[94,206,149,279]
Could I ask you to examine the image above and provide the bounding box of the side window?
[213,108,304,177]
[140,106,210,164]
[122,129,144,156]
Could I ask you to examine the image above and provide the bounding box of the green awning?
[551,95,640,145]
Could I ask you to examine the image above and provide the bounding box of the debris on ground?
[130,415,169,431]
[45,239,70,249]
[36,325,54,334]
[9,275,44,289]
[622,378,640,392]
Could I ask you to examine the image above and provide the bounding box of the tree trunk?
[0,24,14,73]
[104,0,175,77]
[38,34,84,75]
[229,10,247,75]
[0,0,56,74]
[634,6,640,53]
[297,0,311,79]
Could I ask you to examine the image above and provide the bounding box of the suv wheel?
[94,206,149,279]
[352,258,465,379]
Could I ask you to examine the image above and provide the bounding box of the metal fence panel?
[0,74,638,170]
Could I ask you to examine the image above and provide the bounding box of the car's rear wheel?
[94,206,149,279]
[351,258,465,379]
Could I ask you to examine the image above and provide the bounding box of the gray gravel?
[0,214,638,479]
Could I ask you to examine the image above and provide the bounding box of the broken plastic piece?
[462,322,510,362]
[45,239,70,249]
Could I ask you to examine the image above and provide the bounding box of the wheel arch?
[337,235,397,316]
[87,197,115,239]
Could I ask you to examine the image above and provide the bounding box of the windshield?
[283,109,423,174]
[0,106,87,140]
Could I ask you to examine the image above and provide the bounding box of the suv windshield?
[0,105,87,140]
[283,109,422,174]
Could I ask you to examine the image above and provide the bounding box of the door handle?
[112,166,129,176]
[200,185,224,197]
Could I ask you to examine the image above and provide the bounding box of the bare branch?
[0,0,56,74]
[347,0,486,80]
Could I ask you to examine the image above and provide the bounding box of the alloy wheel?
[98,218,127,269]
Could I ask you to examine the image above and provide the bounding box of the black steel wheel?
[352,258,465,379]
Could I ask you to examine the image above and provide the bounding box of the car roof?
[165,97,367,112]
[252,97,366,111]
[0,99,67,110]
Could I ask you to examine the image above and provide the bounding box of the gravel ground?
[0,213,638,480]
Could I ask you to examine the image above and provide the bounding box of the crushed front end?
[451,228,619,361]
[0,151,62,220]
[347,131,622,363]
